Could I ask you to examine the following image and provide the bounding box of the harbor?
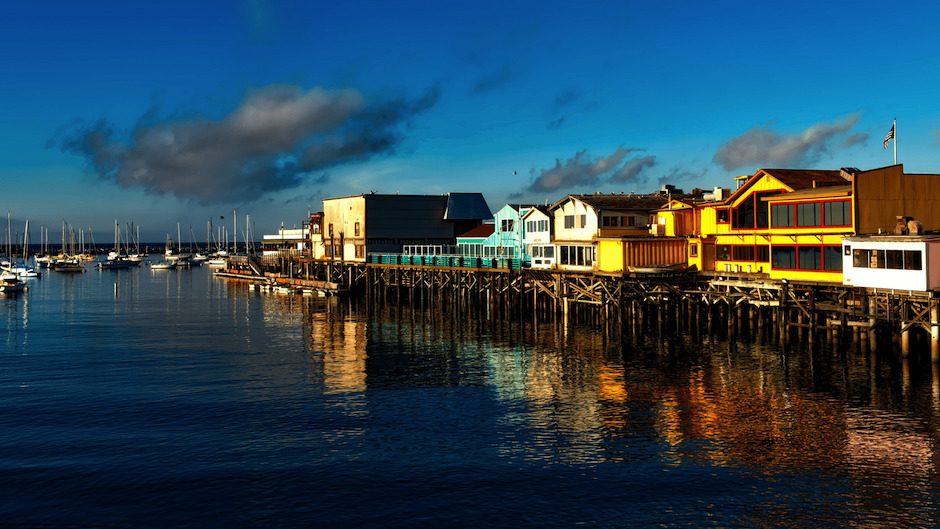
[1,258,938,527]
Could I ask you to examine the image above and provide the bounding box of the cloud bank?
[53,84,439,204]
[713,113,867,171]
[524,146,655,194]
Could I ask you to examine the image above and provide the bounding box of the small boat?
[51,260,85,273]
[0,272,26,293]
[150,261,177,270]
[98,258,133,270]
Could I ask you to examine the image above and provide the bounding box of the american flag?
[884,124,895,149]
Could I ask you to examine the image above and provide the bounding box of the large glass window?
[824,246,842,271]
[564,215,574,229]
[733,245,755,261]
[733,194,755,229]
[904,250,922,270]
[755,191,780,228]
[772,204,793,227]
[796,202,822,227]
[824,200,850,227]
[716,244,732,261]
[798,246,822,270]
[755,245,770,262]
[853,249,869,268]
[772,246,797,269]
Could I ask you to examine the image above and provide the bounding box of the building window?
[627,216,636,227]
[717,209,729,223]
[733,245,755,261]
[501,219,514,232]
[564,215,575,229]
[755,245,770,262]
[772,245,797,269]
[354,222,360,236]
[798,246,822,270]
[716,244,732,261]
[355,245,365,258]
[771,204,793,228]
[824,200,850,227]
[328,223,334,237]
[824,246,842,271]
[796,202,822,227]
[558,245,593,266]
[689,243,699,258]
[733,194,755,229]
[579,215,587,228]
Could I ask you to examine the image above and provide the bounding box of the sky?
[2,0,938,244]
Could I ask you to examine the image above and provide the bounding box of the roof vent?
[909,219,924,236]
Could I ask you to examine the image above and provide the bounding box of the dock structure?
[216,253,940,363]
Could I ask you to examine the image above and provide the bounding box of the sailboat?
[101,220,133,269]
[10,220,39,278]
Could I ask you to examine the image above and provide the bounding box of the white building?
[842,235,940,291]
[521,206,554,268]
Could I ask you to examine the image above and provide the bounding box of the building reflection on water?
[258,292,939,515]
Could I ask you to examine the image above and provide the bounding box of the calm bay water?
[1,262,939,528]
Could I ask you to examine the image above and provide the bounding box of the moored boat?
[0,271,26,293]
[52,259,85,273]
[150,260,177,270]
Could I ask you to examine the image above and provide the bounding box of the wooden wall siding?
[856,165,940,234]
[597,238,687,273]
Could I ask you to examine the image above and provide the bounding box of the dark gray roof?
[444,193,491,220]
[552,193,669,211]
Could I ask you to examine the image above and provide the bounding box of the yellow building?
[676,165,940,283]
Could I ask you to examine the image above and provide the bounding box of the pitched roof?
[760,168,848,190]
[444,193,492,220]
[521,205,551,218]
[552,193,669,211]
[457,223,495,238]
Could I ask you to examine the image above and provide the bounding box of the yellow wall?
[597,238,687,273]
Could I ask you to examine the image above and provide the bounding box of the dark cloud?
[550,89,579,113]
[545,89,579,130]
[655,167,707,187]
[52,84,438,204]
[525,146,655,194]
[470,66,512,95]
[610,155,656,183]
[713,112,864,171]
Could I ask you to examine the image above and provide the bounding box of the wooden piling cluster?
[227,255,940,363]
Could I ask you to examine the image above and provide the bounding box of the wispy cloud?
[713,112,866,171]
[470,65,512,95]
[52,84,439,204]
[524,146,655,194]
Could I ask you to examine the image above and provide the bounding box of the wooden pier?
[217,254,940,363]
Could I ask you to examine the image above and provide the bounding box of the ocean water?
[1,262,938,528]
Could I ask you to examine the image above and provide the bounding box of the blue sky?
[1,0,937,243]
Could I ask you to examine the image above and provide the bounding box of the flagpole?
[893,117,897,165]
